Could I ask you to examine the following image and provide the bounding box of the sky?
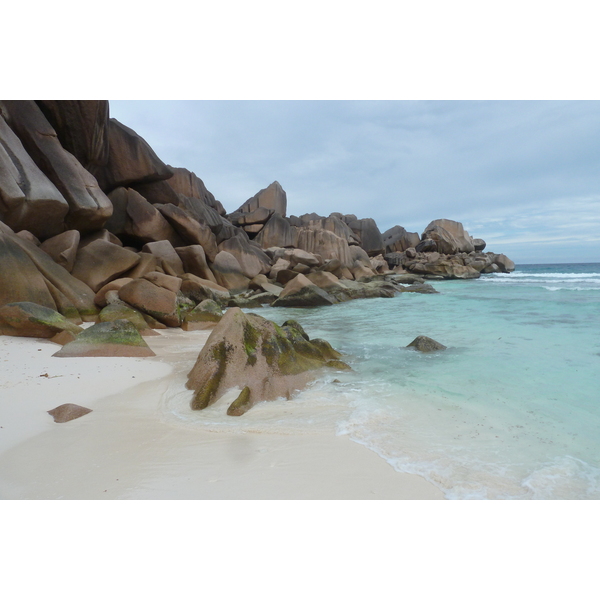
[109,100,600,264]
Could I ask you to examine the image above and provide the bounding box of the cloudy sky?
[108,100,600,264]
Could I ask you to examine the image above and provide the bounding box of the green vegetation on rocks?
[186,308,346,416]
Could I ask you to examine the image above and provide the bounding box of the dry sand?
[0,327,444,500]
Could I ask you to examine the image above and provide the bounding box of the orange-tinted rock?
[217,236,270,279]
[422,219,475,254]
[122,252,158,279]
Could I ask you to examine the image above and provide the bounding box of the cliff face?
[0,100,515,321]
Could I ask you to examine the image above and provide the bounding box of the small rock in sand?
[48,403,92,423]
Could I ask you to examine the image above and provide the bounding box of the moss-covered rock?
[186,307,344,416]
[53,319,155,357]
[325,359,352,371]
[182,299,223,331]
[406,335,447,352]
[282,319,309,340]
[99,303,149,331]
[0,302,83,338]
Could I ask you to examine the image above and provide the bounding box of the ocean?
[172,263,600,500]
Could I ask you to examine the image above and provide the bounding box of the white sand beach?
[0,328,443,500]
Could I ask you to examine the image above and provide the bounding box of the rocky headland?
[0,100,515,415]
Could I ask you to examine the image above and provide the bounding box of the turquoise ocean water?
[243,263,600,499]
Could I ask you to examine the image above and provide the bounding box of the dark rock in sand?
[53,319,155,357]
[406,335,447,352]
[48,403,93,423]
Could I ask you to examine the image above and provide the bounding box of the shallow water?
[168,263,600,499]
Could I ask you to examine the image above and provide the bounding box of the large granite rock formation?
[0,101,113,234]
[93,118,174,193]
[235,181,287,217]
[186,308,347,415]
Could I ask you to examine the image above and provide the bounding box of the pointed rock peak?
[236,181,287,217]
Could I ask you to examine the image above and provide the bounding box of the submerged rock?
[406,335,447,352]
[53,319,155,357]
[186,308,348,416]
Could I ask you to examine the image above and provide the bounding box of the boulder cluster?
[0,100,516,415]
[0,100,515,334]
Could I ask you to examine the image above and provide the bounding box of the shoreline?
[0,328,444,500]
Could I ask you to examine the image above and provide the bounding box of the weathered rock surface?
[39,230,80,273]
[407,335,447,352]
[48,403,93,423]
[93,119,173,193]
[180,273,230,304]
[182,299,223,330]
[141,240,184,276]
[422,219,474,254]
[0,100,113,233]
[118,278,183,327]
[155,203,218,260]
[0,113,69,239]
[382,225,420,253]
[53,319,155,357]
[255,212,296,248]
[99,303,155,334]
[347,217,384,256]
[175,245,217,282]
[105,187,181,246]
[1,228,98,319]
[272,273,337,307]
[36,100,110,170]
[218,236,270,279]
[186,308,347,415]
[71,239,140,292]
[210,251,250,293]
[0,302,83,338]
[236,181,287,217]
[166,167,225,215]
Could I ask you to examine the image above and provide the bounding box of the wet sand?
[0,329,443,500]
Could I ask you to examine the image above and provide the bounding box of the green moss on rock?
[227,386,252,416]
